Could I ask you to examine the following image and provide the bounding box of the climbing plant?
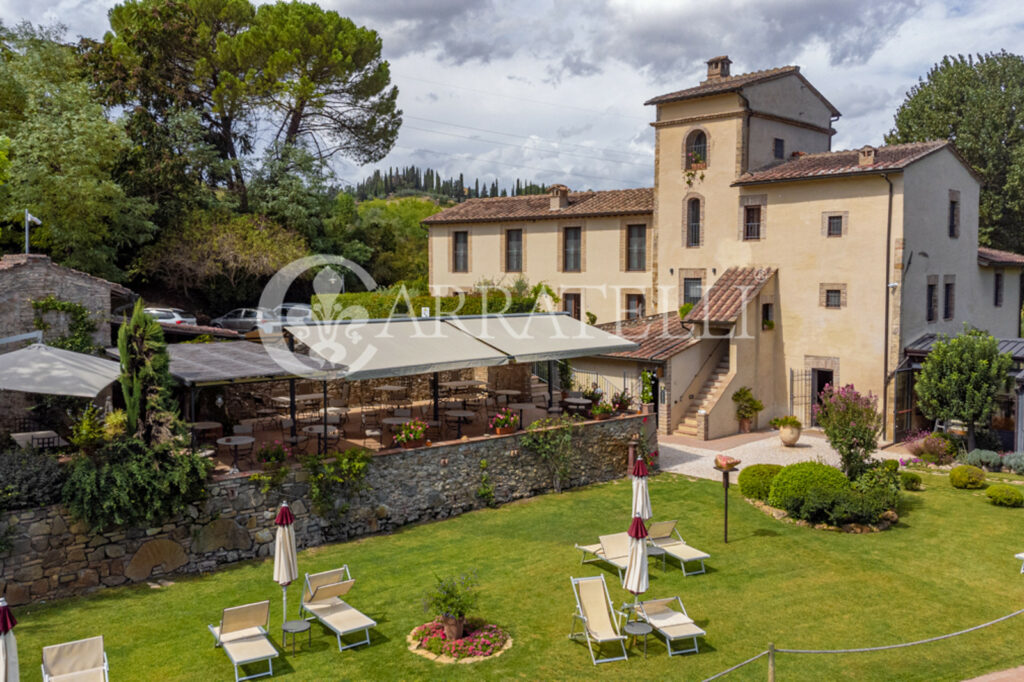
[301,448,373,518]
[32,295,98,353]
[521,414,582,493]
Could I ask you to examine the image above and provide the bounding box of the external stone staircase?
[675,356,731,438]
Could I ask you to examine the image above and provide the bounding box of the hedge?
[767,461,849,511]
[986,484,1024,507]
[738,464,783,502]
[312,291,539,319]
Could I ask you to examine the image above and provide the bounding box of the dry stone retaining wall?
[0,415,648,606]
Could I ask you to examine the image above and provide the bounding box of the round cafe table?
[216,435,255,473]
[445,410,476,437]
[189,421,221,447]
[564,397,592,416]
[506,402,537,429]
[492,389,521,405]
[302,424,338,454]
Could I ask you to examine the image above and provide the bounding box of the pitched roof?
[0,253,132,297]
[684,267,776,325]
[421,188,653,225]
[978,246,1024,267]
[644,65,840,116]
[596,312,697,362]
[734,141,950,185]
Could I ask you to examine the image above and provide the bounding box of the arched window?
[686,197,702,247]
[685,130,708,169]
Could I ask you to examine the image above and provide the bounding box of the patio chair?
[278,418,309,454]
[208,600,278,682]
[568,575,628,665]
[1016,551,1024,573]
[575,532,630,579]
[300,567,376,652]
[41,635,109,682]
[361,410,383,447]
[233,424,253,436]
[629,596,706,656]
[646,520,710,576]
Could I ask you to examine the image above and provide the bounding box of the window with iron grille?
[948,199,960,238]
[626,225,646,271]
[743,205,761,240]
[827,215,843,237]
[995,271,1004,307]
[926,283,937,322]
[687,198,701,247]
[563,293,581,320]
[825,289,842,309]
[944,282,955,319]
[773,138,785,159]
[563,227,581,272]
[685,130,707,169]
[683,277,703,305]
[452,231,468,272]
[626,294,645,320]
[505,229,522,272]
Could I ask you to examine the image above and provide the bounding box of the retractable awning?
[448,314,637,363]
[106,341,305,386]
[0,344,121,397]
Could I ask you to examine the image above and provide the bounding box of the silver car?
[143,307,198,326]
[210,308,276,332]
[273,302,313,323]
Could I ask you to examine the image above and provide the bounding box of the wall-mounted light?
[215,395,224,408]
[887,282,899,290]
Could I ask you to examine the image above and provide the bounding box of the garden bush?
[899,471,922,491]
[853,463,901,511]
[1002,452,1024,474]
[0,448,66,511]
[768,461,849,511]
[949,464,986,490]
[813,384,883,479]
[986,484,1024,507]
[738,464,783,501]
[827,487,889,525]
[963,449,1004,471]
[920,432,961,464]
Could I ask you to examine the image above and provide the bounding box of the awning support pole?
[322,380,328,455]
[287,333,297,441]
[547,360,555,408]
[432,372,440,422]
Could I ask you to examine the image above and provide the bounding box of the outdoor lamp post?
[713,460,740,543]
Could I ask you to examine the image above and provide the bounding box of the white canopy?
[0,344,120,398]
[449,314,637,363]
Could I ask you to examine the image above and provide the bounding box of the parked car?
[273,302,313,323]
[143,307,198,326]
[210,308,276,332]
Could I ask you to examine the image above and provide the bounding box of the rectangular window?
[452,231,468,272]
[926,283,937,322]
[995,271,1004,307]
[762,302,774,328]
[563,293,581,320]
[743,205,761,240]
[827,215,843,237]
[505,229,522,272]
[773,138,785,160]
[948,199,959,238]
[626,225,646,271]
[825,289,842,309]
[626,294,645,320]
[563,227,581,272]
[944,282,955,319]
[683,278,703,305]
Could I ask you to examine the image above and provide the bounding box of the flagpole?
[24,209,28,254]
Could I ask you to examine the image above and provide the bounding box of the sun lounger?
[41,635,109,682]
[569,575,628,665]
[208,600,278,682]
[300,567,376,652]
[632,596,706,656]
[1017,552,1024,573]
[574,532,631,579]
[646,520,710,576]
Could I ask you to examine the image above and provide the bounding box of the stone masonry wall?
[0,414,648,606]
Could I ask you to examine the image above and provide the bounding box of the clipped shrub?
[882,459,899,473]
[1003,452,1024,474]
[919,433,957,464]
[899,471,923,491]
[986,484,1024,507]
[949,464,985,490]
[769,416,802,429]
[738,464,783,502]
[0,448,66,511]
[964,449,1004,471]
[827,487,888,525]
[853,464,901,511]
[768,461,849,511]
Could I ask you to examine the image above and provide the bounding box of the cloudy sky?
[5,0,1024,192]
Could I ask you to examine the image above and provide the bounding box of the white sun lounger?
[646,520,710,576]
[574,532,631,579]
[569,575,628,665]
[632,596,706,656]
[41,635,109,682]
[300,566,376,652]
[208,601,278,682]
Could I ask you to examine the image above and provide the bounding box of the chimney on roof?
[549,184,570,210]
[705,55,732,81]
[858,145,876,166]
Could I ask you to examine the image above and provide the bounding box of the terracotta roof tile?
[0,253,132,296]
[684,267,776,325]
[596,312,697,362]
[734,141,949,185]
[978,246,1024,266]
[645,65,802,106]
[421,188,653,225]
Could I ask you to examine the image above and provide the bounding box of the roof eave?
[421,209,653,226]
[732,167,907,187]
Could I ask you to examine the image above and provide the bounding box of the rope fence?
[702,606,1024,681]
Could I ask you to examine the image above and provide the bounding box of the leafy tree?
[117,300,179,445]
[813,384,883,480]
[344,197,441,286]
[915,325,1013,451]
[886,52,1024,251]
[248,143,334,250]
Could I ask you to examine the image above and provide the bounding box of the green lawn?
[13,471,1024,681]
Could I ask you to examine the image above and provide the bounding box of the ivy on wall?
[31,295,99,353]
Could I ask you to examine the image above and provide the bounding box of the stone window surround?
[683,192,705,248]
[557,223,586,273]
[821,211,849,238]
[739,194,767,241]
[562,289,583,320]
[804,355,840,386]
[943,274,956,319]
[948,189,961,239]
[678,268,706,308]
[622,288,648,319]
[819,283,847,309]
[619,218,652,273]
[451,229,471,273]
[501,226,525,273]
[683,127,709,170]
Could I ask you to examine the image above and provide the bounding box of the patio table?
[439,380,486,390]
[11,430,67,450]
[188,421,222,448]
[445,409,476,437]
[271,393,323,406]
[302,424,338,454]
[217,435,255,474]
[564,397,592,415]
[492,389,521,405]
[506,402,537,429]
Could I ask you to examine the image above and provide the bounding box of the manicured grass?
[13,471,1024,681]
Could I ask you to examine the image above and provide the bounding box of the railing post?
[768,643,775,682]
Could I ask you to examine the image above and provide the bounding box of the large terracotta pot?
[442,615,465,641]
[779,426,802,447]
[399,438,425,449]
[738,418,752,433]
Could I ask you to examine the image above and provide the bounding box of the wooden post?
[768,642,775,682]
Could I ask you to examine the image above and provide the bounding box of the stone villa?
[423,56,1024,440]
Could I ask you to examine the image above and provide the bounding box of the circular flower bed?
[407,619,512,663]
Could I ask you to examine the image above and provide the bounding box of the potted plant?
[762,319,775,331]
[640,370,655,414]
[256,441,289,467]
[394,419,428,448]
[489,408,519,435]
[731,386,764,433]
[769,415,803,446]
[591,402,615,420]
[557,360,573,400]
[610,390,634,414]
[423,573,479,641]
[580,384,603,405]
